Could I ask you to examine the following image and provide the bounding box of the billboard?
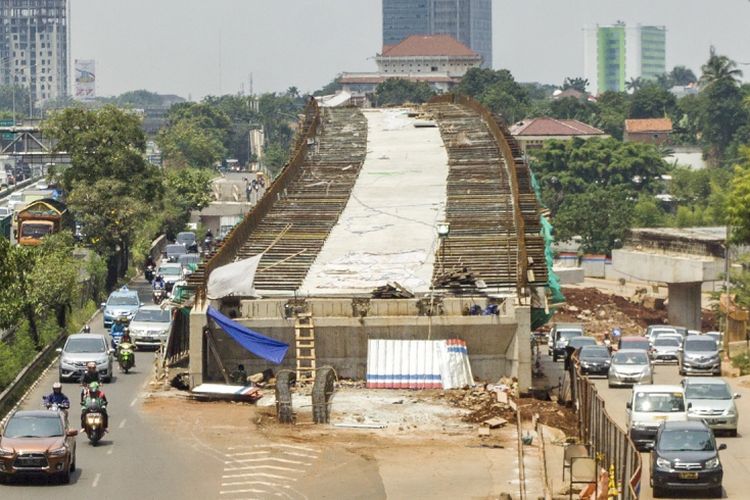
[74,59,96,99]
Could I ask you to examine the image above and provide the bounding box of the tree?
[670,66,698,86]
[727,146,750,244]
[700,46,743,88]
[628,82,677,119]
[562,77,589,93]
[157,118,226,168]
[456,68,530,123]
[548,96,595,121]
[313,78,343,97]
[592,91,631,140]
[631,196,668,228]
[0,233,79,348]
[626,77,644,93]
[43,106,161,201]
[553,185,633,255]
[374,78,435,106]
[0,85,31,117]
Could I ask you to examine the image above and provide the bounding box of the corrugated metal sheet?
[366,339,473,389]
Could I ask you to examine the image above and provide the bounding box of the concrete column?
[667,282,702,331]
[188,301,208,388]
[507,305,531,391]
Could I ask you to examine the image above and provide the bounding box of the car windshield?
[652,329,677,338]
[65,338,106,353]
[612,352,648,364]
[654,338,681,347]
[622,340,649,350]
[166,245,186,255]
[21,223,53,238]
[134,309,171,323]
[179,255,200,264]
[580,347,609,359]
[558,330,581,341]
[633,392,685,412]
[685,383,732,400]
[160,267,181,276]
[177,233,195,243]
[4,415,63,438]
[659,429,714,452]
[108,295,138,306]
[685,339,717,352]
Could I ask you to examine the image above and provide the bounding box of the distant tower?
[584,23,666,94]
[382,0,492,68]
[0,0,69,110]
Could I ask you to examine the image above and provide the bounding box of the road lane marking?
[92,472,101,488]
[130,397,138,407]
[221,481,292,488]
[226,451,271,457]
[220,489,267,495]
[224,464,301,472]
[222,472,297,481]
[225,457,307,465]
[272,443,318,453]
[107,449,113,455]
[279,451,318,459]
[119,419,127,429]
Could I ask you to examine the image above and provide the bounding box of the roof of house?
[509,117,605,137]
[625,118,673,133]
[381,34,479,58]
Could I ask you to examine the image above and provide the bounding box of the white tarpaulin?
[206,254,263,299]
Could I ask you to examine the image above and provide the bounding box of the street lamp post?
[437,221,450,275]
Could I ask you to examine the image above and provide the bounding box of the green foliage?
[263,143,291,176]
[553,186,633,255]
[529,137,668,215]
[669,66,698,87]
[110,89,183,108]
[727,147,750,244]
[313,78,343,97]
[0,85,31,117]
[628,82,677,119]
[548,96,596,121]
[374,78,435,106]
[157,118,226,168]
[456,68,530,123]
[592,91,630,140]
[43,106,161,201]
[631,196,668,227]
[731,351,750,376]
[561,77,589,93]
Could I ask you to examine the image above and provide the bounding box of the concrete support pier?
[667,282,702,330]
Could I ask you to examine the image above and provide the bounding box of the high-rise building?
[0,0,69,111]
[382,0,492,68]
[584,23,666,94]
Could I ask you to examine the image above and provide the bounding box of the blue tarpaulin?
[207,306,289,365]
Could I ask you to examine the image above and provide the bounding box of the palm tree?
[699,46,743,88]
[625,77,643,93]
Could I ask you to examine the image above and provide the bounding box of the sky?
[70,0,750,99]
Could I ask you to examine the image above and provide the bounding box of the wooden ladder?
[295,313,316,382]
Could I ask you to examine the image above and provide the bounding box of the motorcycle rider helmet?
[116,315,128,324]
[52,382,62,392]
[88,381,100,392]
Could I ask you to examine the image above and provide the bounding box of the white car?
[128,305,173,348]
[157,263,184,289]
[627,384,688,451]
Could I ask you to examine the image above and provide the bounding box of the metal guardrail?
[428,94,529,298]
[0,176,38,202]
[0,331,66,423]
[570,358,642,499]
[194,97,321,304]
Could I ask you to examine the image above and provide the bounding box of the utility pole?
[724,224,731,359]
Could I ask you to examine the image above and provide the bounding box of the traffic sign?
[0,119,15,140]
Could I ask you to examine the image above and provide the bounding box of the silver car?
[682,377,740,436]
[129,305,173,349]
[57,334,114,383]
[608,349,653,388]
[651,335,682,363]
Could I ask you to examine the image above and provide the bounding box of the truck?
[15,198,73,246]
[0,212,10,240]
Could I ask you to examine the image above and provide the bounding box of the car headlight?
[724,408,737,417]
[97,358,109,365]
[705,457,720,469]
[48,446,67,457]
[0,447,14,458]
[655,457,671,469]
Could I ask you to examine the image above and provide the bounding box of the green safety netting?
[529,168,565,329]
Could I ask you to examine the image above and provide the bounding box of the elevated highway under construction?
[184,95,551,390]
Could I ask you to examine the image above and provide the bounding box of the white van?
[626,384,688,451]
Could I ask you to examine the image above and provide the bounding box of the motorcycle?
[145,265,155,283]
[153,288,166,304]
[118,344,135,373]
[81,399,106,445]
[42,397,69,414]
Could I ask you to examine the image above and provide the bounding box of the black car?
[651,420,725,498]
[578,345,611,376]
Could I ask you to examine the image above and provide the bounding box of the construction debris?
[433,267,486,294]
[371,282,415,299]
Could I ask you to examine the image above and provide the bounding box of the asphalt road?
[0,279,220,499]
[589,360,750,499]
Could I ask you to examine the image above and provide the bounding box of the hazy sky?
[70,0,750,99]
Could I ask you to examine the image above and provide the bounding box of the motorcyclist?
[110,315,127,345]
[82,324,91,333]
[81,381,108,431]
[118,331,136,368]
[145,255,156,282]
[44,382,70,410]
[79,361,101,402]
[153,273,165,290]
